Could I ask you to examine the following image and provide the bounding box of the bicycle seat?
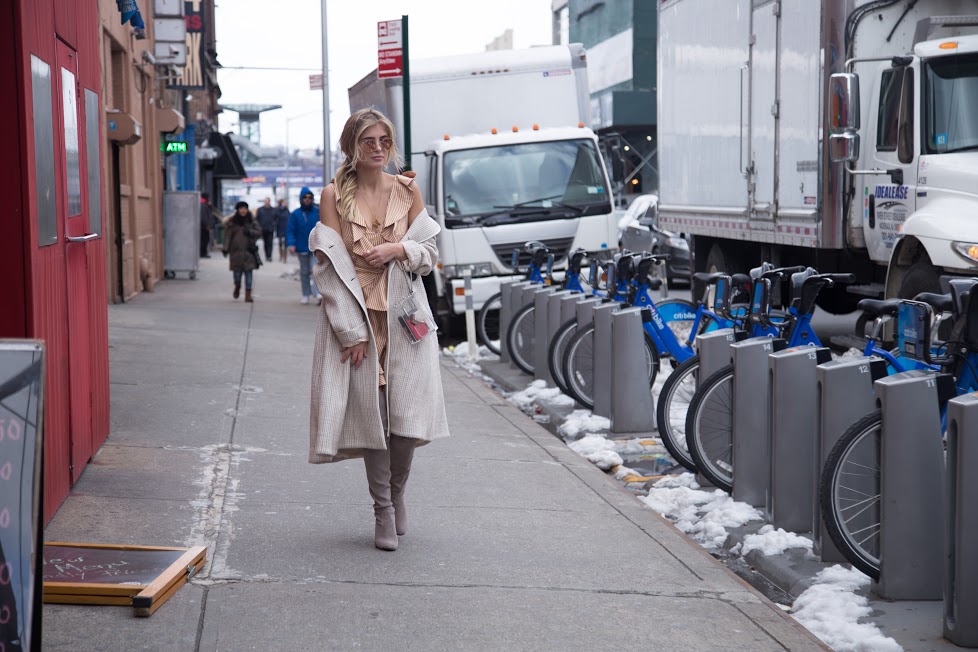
[731,273,750,288]
[750,263,775,280]
[914,292,953,313]
[857,298,902,317]
[524,240,548,253]
[692,272,724,284]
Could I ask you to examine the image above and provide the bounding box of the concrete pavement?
[42,254,825,651]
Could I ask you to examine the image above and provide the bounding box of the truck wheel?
[897,261,941,300]
[705,243,736,275]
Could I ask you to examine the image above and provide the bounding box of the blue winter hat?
[300,187,314,198]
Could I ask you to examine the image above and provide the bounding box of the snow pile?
[791,565,902,652]
[568,435,623,470]
[738,525,813,557]
[558,410,611,438]
[642,473,763,548]
[612,437,666,456]
[834,347,866,360]
[506,380,576,409]
[441,341,496,375]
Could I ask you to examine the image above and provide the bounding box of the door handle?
[868,195,876,229]
[66,233,98,243]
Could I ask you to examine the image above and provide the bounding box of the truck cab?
[422,125,618,317]
[832,22,978,299]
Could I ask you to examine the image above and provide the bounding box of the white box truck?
[349,44,618,322]
[657,0,978,311]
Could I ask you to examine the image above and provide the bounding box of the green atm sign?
[161,140,188,153]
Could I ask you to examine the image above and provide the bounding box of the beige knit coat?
[307,210,450,463]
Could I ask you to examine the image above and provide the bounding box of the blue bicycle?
[820,279,978,580]
[478,241,554,357]
[683,268,858,490]
[561,253,737,409]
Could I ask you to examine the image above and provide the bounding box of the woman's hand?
[363,243,405,267]
[340,341,368,368]
[314,250,326,264]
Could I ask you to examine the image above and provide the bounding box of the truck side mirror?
[829,73,860,131]
[829,132,860,163]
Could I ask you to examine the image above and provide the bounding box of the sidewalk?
[41,255,824,651]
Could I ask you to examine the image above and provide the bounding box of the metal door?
[862,64,918,263]
[56,40,94,481]
[749,0,780,219]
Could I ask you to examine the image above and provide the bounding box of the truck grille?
[491,237,576,270]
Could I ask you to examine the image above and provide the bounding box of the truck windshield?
[442,139,610,226]
[924,53,978,154]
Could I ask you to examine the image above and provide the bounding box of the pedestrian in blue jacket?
[287,187,322,304]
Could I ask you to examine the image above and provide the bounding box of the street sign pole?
[402,14,411,172]
[320,0,331,182]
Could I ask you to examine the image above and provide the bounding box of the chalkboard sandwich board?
[43,543,206,617]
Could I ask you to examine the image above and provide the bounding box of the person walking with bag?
[223,201,262,302]
[308,108,449,551]
[255,197,277,262]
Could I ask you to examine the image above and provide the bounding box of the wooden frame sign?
[42,543,206,617]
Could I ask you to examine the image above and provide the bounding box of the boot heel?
[374,507,398,551]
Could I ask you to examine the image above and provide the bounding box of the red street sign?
[377,19,403,79]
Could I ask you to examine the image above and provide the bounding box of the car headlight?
[952,241,978,265]
[667,237,690,250]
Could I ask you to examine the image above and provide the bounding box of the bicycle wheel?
[564,324,596,408]
[685,364,735,492]
[564,324,657,409]
[655,355,700,472]
[548,318,577,395]
[477,292,502,354]
[819,409,881,580]
[507,303,536,375]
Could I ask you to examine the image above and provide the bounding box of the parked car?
[616,194,691,286]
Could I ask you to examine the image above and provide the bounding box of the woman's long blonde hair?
[333,108,403,221]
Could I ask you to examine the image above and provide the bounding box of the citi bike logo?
[650,310,665,330]
[674,311,697,320]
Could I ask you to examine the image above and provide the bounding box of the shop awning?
[206,133,247,179]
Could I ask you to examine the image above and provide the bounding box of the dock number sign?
[377,20,403,79]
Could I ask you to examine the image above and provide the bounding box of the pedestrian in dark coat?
[199,193,217,257]
[255,197,277,261]
[222,201,261,302]
[274,198,291,262]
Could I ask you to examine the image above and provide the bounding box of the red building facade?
[2,0,111,521]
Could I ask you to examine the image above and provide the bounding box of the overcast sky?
[214,1,553,153]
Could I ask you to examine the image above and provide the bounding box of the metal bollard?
[945,392,978,646]
[500,281,530,363]
[873,370,947,600]
[695,329,739,380]
[813,357,886,562]
[610,308,655,433]
[575,296,604,328]
[591,302,619,419]
[730,337,786,507]
[559,292,587,326]
[533,288,564,384]
[462,269,478,363]
[767,346,832,531]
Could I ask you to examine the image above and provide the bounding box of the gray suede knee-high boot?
[363,448,398,551]
[389,435,416,536]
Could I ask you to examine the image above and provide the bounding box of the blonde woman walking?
[308,108,449,551]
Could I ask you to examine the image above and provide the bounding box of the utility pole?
[402,14,411,172]
[321,0,331,182]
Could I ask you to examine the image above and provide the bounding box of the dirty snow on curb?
[641,473,763,548]
[791,565,903,652]
[558,409,611,438]
[441,342,496,376]
[735,524,814,557]
[507,379,576,409]
[568,435,623,470]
